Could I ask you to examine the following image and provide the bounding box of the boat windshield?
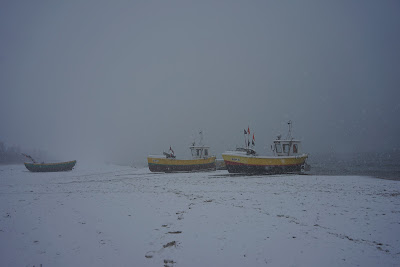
[275,143,282,153]
[283,144,290,153]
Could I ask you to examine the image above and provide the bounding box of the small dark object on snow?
[163,241,176,248]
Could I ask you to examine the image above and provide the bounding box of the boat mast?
[199,130,204,157]
[199,130,203,147]
[286,121,293,156]
[286,120,293,140]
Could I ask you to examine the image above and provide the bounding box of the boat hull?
[216,159,227,170]
[147,156,216,172]
[222,153,308,174]
[24,160,77,172]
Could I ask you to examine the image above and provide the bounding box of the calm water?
[307,151,400,181]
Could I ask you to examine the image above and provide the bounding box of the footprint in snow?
[164,259,175,267]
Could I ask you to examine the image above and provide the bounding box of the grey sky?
[1,1,399,164]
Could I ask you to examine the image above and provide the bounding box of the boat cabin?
[189,130,212,159]
[273,138,302,157]
[190,145,210,159]
[272,121,303,157]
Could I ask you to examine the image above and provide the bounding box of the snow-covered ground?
[0,164,399,267]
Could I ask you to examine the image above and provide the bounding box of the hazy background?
[1,0,399,165]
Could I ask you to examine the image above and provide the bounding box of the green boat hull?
[24,160,77,172]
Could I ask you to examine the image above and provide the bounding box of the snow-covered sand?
[0,164,399,267]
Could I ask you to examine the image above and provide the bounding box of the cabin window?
[196,149,200,156]
[205,149,208,156]
[275,144,282,153]
[293,144,298,153]
[283,144,290,153]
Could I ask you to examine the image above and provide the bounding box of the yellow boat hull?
[147,156,216,172]
[222,153,308,174]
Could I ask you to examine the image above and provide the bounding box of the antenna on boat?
[286,120,293,140]
[199,130,203,146]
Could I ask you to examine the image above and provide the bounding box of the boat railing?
[163,152,176,158]
[235,147,257,155]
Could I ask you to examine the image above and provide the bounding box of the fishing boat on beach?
[147,131,216,172]
[24,160,77,172]
[22,153,77,172]
[222,122,310,174]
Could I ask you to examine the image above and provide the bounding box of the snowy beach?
[0,164,399,267]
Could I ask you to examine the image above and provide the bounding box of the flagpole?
[246,131,248,149]
[248,126,250,149]
[244,129,247,148]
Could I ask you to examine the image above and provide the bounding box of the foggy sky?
[1,1,400,164]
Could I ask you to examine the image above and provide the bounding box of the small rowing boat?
[24,160,77,172]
